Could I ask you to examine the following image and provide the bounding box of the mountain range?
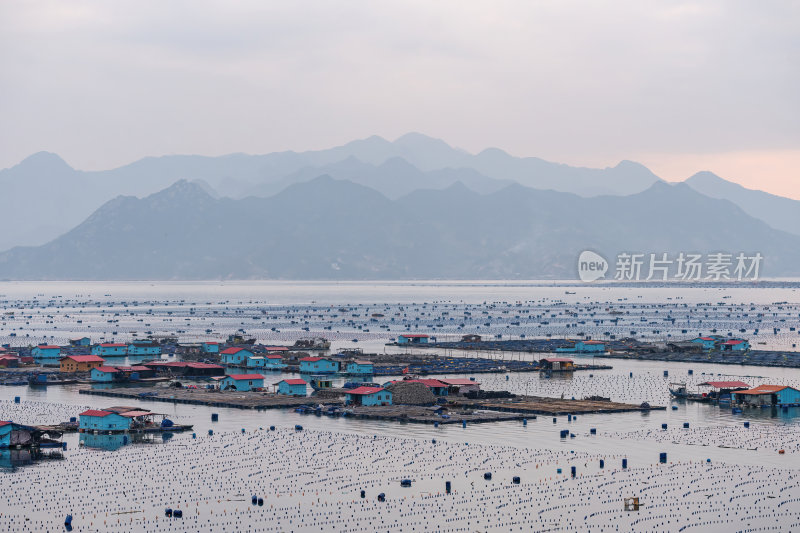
[0,133,661,250]
[0,176,797,280]
[2,132,800,280]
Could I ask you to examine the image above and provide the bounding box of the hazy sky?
[2,1,798,197]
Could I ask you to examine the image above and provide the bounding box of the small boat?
[668,382,689,398]
[669,383,710,402]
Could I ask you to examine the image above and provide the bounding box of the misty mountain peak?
[147,179,215,203]
[13,151,74,173]
[686,170,726,185]
[614,160,654,173]
[394,132,453,150]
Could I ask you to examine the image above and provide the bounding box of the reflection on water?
[0,448,64,471]
[79,432,166,451]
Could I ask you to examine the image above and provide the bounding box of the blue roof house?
[91,343,128,356]
[345,361,374,375]
[397,334,429,345]
[127,343,162,356]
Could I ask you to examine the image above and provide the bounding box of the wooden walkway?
[450,395,664,416]
[78,387,328,410]
[344,405,525,424]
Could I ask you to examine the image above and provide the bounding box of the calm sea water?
[2,282,800,531]
[2,279,800,304]
[2,280,798,466]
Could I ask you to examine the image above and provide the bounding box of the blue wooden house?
[734,385,800,406]
[555,340,605,353]
[275,379,307,396]
[246,356,266,369]
[70,337,92,347]
[0,421,12,448]
[220,347,254,365]
[90,366,120,382]
[691,337,718,351]
[127,342,162,356]
[264,354,285,370]
[345,386,392,406]
[79,410,133,432]
[575,340,605,352]
[32,344,61,359]
[345,360,374,375]
[720,339,750,351]
[299,357,339,374]
[217,374,264,392]
[92,343,128,356]
[397,334,429,345]
[201,342,220,354]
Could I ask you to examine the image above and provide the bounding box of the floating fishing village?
[5,0,799,530]
[0,282,798,531]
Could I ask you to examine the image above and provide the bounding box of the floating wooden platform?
[450,395,665,416]
[78,387,332,410]
[343,405,524,424]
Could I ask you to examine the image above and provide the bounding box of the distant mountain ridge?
[0,134,662,251]
[1,177,797,280]
[685,171,800,236]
